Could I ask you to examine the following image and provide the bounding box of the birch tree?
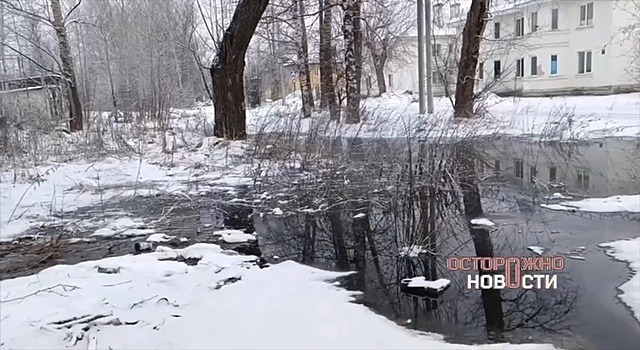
[342,0,362,124]
[318,0,339,120]
[295,0,314,118]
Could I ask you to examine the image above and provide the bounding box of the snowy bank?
[541,194,640,213]
[598,238,640,324]
[248,92,640,140]
[0,244,559,349]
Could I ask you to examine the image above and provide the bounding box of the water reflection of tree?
[250,130,578,344]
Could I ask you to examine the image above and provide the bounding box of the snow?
[598,238,640,324]
[527,246,545,256]
[545,193,573,200]
[470,218,496,227]
[0,243,559,349]
[272,207,284,215]
[248,92,640,140]
[146,233,176,243]
[213,229,256,244]
[403,277,451,292]
[90,217,154,238]
[353,213,367,219]
[398,246,428,257]
[567,256,586,261]
[541,195,640,213]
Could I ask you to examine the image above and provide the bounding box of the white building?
[388,0,640,97]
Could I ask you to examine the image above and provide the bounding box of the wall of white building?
[479,0,640,96]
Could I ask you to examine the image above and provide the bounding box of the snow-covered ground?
[0,243,558,349]
[599,238,640,324]
[541,194,640,213]
[248,92,640,139]
[0,112,250,242]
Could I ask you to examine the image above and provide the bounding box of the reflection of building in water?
[482,138,640,197]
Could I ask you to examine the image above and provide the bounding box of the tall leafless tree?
[453,0,504,335]
[342,0,362,124]
[50,0,83,131]
[210,0,269,140]
[295,0,314,119]
[318,0,339,120]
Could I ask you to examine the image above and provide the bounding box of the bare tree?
[342,0,362,124]
[210,0,269,140]
[295,0,314,119]
[50,0,83,131]
[318,0,339,120]
[362,0,415,96]
[452,0,504,335]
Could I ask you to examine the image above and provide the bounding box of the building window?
[478,62,484,79]
[530,11,538,32]
[515,17,525,37]
[551,8,559,30]
[433,44,441,57]
[388,74,393,88]
[578,51,592,74]
[516,58,525,78]
[580,2,594,26]
[494,22,501,39]
[451,3,461,17]
[549,166,557,182]
[494,60,502,79]
[530,166,537,184]
[434,4,444,27]
[550,55,558,75]
[530,56,538,76]
[515,159,524,179]
[577,169,590,190]
[494,160,501,174]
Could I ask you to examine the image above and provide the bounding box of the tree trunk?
[452,0,504,335]
[351,209,368,291]
[50,0,83,132]
[343,0,362,124]
[453,0,489,119]
[210,0,269,140]
[372,53,387,96]
[327,207,350,271]
[319,0,339,121]
[296,0,314,119]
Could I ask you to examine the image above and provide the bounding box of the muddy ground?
[0,188,259,280]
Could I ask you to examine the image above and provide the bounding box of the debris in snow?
[272,208,284,215]
[470,218,496,227]
[134,242,154,252]
[146,234,176,243]
[97,267,121,274]
[398,246,428,258]
[527,246,545,256]
[568,255,586,261]
[353,213,366,219]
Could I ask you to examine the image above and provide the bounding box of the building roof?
[0,75,65,92]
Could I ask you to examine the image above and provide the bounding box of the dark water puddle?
[252,136,640,350]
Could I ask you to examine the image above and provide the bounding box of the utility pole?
[425,0,434,113]
[417,0,426,114]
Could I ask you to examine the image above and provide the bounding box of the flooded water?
[253,136,640,350]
